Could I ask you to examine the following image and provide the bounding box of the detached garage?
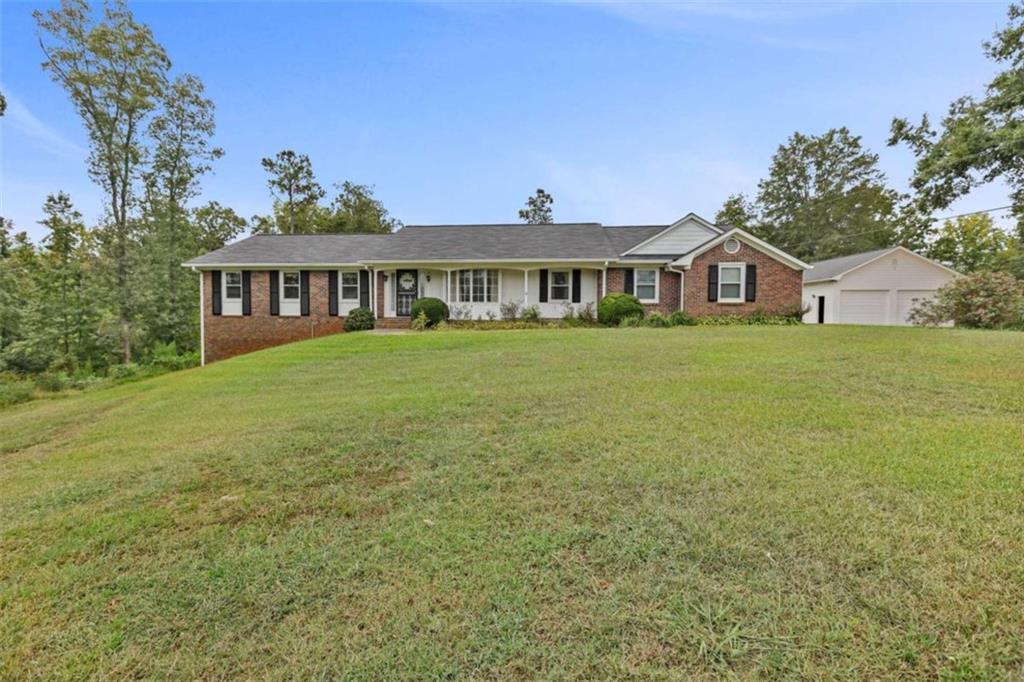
[803,247,958,325]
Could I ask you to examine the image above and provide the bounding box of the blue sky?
[1,1,1015,243]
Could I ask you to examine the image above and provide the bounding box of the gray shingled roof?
[184,234,394,266]
[184,223,669,266]
[804,248,893,283]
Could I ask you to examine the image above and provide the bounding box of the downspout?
[193,266,206,366]
[667,265,686,311]
[363,265,375,318]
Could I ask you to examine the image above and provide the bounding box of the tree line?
[0,0,399,377]
[714,3,1024,279]
[2,0,1023,381]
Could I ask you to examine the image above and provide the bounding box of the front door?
[396,269,418,317]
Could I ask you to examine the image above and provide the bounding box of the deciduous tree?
[519,188,554,224]
[35,0,170,362]
[889,2,1024,233]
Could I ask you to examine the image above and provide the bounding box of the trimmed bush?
[598,293,644,326]
[645,312,671,328]
[669,310,697,326]
[345,307,375,332]
[521,305,541,322]
[410,297,449,327]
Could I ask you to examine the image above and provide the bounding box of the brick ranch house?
[184,213,811,363]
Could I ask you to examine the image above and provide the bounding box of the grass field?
[1,326,1022,679]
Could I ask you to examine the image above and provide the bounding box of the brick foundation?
[202,270,346,363]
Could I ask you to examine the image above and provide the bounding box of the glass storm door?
[396,269,418,317]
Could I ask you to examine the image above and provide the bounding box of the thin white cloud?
[571,1,853,52]
[2,89,87,160]
[540,153,761,225]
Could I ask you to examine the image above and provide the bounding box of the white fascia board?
[620,212,722,257]
[670,228,813,271]
[828,246,960,282]
[182,263,363,269]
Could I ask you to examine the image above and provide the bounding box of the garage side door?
[896,289,935,325]
[838,290,888,325]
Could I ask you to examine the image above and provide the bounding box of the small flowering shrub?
[909,272,1024,329]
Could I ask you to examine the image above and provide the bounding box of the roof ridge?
[402,222,603,228]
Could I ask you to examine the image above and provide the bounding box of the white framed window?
[718,263,745,302]
[282,271,300,300]
[340,271,359,301]
[634,268,658,302]
[456,269,498,303]
[550,270,570,301]
[224,271,242,299]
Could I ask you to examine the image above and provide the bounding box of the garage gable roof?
[804,247,959,283]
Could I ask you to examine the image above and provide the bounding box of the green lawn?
[1,327,1022,679]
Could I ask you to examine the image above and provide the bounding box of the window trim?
[280,270,299,299]
[549,270,571,302]
[455,268,498,303]
[223,271,242,300]
[339,270,360,302]
[717,262,746,303]
[633,268,659,303]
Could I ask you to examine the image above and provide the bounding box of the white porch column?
[601,267,607,300]
[523,269,529,305]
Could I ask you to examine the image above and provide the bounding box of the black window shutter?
[745,264,757,302]
[328,271,339,316]
[571,269,581,303]
[359,270,370,307]
[211,270,222,315]
[269,270,279,316]
[708,265,719,302]
[300,270,311,316]
[624,269,634,295]
[539,269,549,303]
[241,271,252,315]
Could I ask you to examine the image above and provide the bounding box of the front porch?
[374,265,608,320]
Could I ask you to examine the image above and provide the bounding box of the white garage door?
[896,289,935,325]
[838,290,888,325]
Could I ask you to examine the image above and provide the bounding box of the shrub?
[645,312,671,328]
[108,363,141,380]
[909,271,1024,329]
[598,293,645,326]
[0,374,36,408]
[618,314,643,328]
[411,297,449,327]
[521,305,541,322]
[576,302,597,325]
[499,300,521,321]
[449,304,472,321]
[669,310,696,326]
[34,372,69,393]
[345,307,375,332]
[410,311,430,331]
[148,341,200,371]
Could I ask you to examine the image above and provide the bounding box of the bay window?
[456,269,498,303]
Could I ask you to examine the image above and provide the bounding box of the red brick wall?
[202,270,346,363]
[682,242,802,316]
[605,267,682,315]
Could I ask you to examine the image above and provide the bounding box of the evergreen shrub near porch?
[344,307,375,332]
[597,293,644,326]
[410,297,450,327]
